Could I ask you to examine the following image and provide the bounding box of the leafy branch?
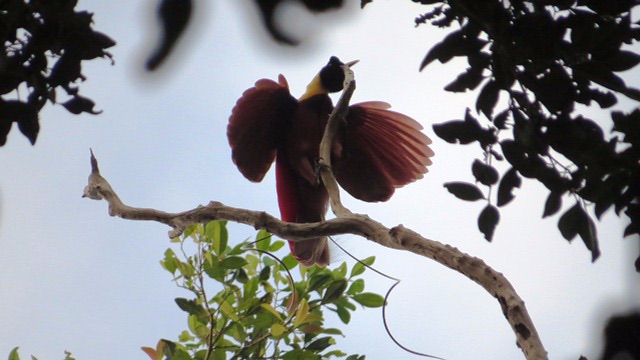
[405,0,640,267]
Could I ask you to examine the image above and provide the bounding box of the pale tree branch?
[83,74,548,359]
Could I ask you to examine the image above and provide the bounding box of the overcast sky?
[1,1,638,359]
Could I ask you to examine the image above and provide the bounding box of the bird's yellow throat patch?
[299,74,328,101]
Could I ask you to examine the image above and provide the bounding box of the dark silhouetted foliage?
[601,312,640,359]
[362,0,640,268]
[0,0,114,145]
[146,0,193,70]
[252,0,344,45]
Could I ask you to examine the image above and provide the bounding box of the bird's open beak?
[345,60,359,67]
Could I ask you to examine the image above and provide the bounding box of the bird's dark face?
[319,56,347,93]
[299,56,358,100]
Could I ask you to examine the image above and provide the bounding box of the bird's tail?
[288,238,330,267]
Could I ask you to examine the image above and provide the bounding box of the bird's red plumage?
[228,70,434,267]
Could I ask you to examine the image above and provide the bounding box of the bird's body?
[228,57,434,266]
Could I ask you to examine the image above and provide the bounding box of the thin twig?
[318,70,356,218]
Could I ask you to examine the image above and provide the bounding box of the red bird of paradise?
[228,56,434,266]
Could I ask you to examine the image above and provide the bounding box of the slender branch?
[83,74,548,359]
[318,67,356,218]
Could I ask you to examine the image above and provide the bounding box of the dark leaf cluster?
[145,0,346,70]
[413,0,640,267]
[253,0,344,45]
[0,0,114,145]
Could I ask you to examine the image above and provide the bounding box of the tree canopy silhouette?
[385,0,640,269]
[0,0,114,145]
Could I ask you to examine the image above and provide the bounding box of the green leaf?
[282,254,299,270]
[219,300,240,322]
[333,262,347,279]
[228,322,248,343]
[205,221,228,254]
[177,261,196,278]
[243,277,259,299]
[228,241,247,255]
[244,254,260,273]
[167,348,192,360]
[178,330,194,342]
[182,224,198,239]
[350,261,366,278]
[306,336,334,352]
[203,257,225,282]
[347,278,365,295]
[308,273,333,293]
[255,229,272,251]
[346,355,366,360]
[259,265,271,281]
[352,293,385,308]
[175,298,209,324]
[235,267,249,284]
[349,256,374,278]
[322,327,344,336]
[204,349,226,360]
[160,339,178,358]
[8,347,20,360]
[262,256,277,267]
[161,248,179,274]
[444,182,485,201]
[261,303,284,321]
[336,305,351,324]
[478,204,500,242]
[336,297,356,311]
[269,240,285,252]
[220,256,248,270]
[362,256,375,266]
[325,350,347,357]
[282,349,319,360]
[322,279,348,304]
[294,298,310,328]
[271,323,286,337]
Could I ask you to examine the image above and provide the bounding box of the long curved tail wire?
[329,237,446,360]
[245,232,445,359]
[244,234,298,323]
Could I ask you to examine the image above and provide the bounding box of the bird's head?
[300,56,358,100]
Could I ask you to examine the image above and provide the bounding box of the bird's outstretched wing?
[228,75,298,182]
[335,101,434,202]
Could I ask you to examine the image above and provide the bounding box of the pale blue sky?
[0,1,638,359]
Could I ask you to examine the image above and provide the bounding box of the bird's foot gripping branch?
[84,69,547,359]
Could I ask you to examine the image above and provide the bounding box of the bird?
[227,56,434,266]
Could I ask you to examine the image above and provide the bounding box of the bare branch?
[318,68,356,218]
